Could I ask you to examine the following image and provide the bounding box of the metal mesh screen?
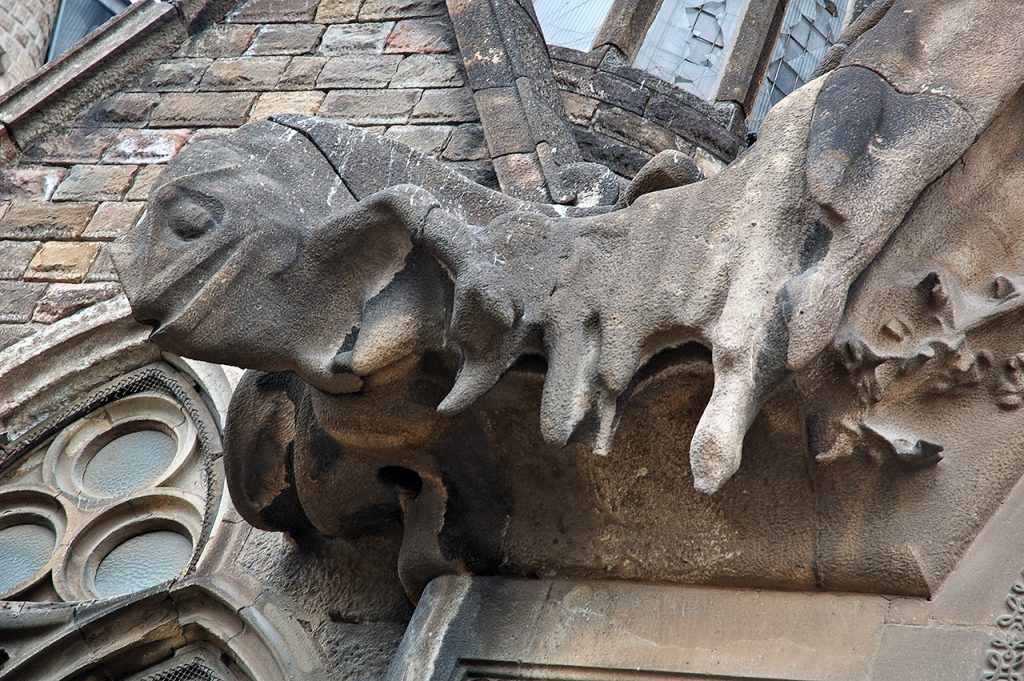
[131,659,223,681]
[750,0,851,128]
[633,0,745,100]
[534,0,615,51]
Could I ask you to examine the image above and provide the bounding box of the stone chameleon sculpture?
[112,0,1024,596]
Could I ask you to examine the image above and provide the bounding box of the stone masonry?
[0,0,60,95]
[0,0,748,361]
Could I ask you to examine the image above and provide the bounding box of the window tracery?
[0,364,222,603]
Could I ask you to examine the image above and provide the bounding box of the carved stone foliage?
[113,0,1024,600]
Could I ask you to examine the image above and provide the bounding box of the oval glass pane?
[0,523,56,593]
[93,530,192,598]
[84,430,177,497]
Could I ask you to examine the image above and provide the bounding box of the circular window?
[93,530,193,598]
[83,430,178,497]
[0,522,57,593]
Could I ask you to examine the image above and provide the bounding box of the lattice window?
[633,0,745,100]
[750,0,851,128]
[0,364,222,602]
[534,0,615,52]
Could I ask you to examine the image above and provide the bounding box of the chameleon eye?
[160,192,224,241]
[168,200,215,240]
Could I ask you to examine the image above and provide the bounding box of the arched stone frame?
[0,296,323,679]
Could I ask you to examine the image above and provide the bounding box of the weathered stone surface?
[384,17,456,54]
[150,92,257,127]
[84,93,160,126]
[552,61,648,115]
[317,55,402,88]
[385,124,452,156]
[472,87,533,157]
[359,0,446,21]
[228,0,319,23]
[31,282,122,323]
[247,24,325,56]
[25,242,101,283]
[390,54,463,88]
[314,0,361,23]
[81,201,145,239]
[23,129,118,165]
[131,59,210,92]
[0,202,96,240]
[410,87,476,123]
[250,91,326,120]
[320,89,421,123]
[126,165,164,201]
[280,56,327,88]
[559,91,599,125]
[201,56,290,90]
[51,165,136,202]
[176,24,257,58]
[441,123,486,161]
[0,240,40,279]
[0,167,65,201]
[593,105,680,155]
[101,129,190,164]
[0,281,45,323]
[646,93,743,161]
[319,23,394,54]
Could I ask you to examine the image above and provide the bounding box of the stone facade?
[5,1,1022,680]
[0,0,59,96]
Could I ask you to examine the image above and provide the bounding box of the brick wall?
[0,0,60,95]
[551,45,745,178]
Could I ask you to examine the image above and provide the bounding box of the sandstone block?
[0,167,65,201]
[280,57,327,88]
[317,55,402,88]
[391,54,464,88]
[473,87,532,156]
[201,56,290,90]
[150,93,257,127]
[31,282,122,323]
[176,25,256,57]
[560,91,599,125]
[84,93,160,125]
[0,241,40,279]
[385,124,452,156]
[250,91,326,120]
[411,87,477,123]
[24,242,101,283]
[359,0,446,20]
[126,166,164,201]
[0,281,45,323]
[51,165,136,202]
[315,0,361,23]
[491,152,548,201]
[384,17,456,54]
[82,202,146,239]
[442,123,487,161]
[247,24,325,56]
[593,106,679,155]
[102,129,190,164]
[132,59,210,92]
[319,23,394,53]
[319,88,421,123]
[228,0,319,23]
[24,129,118,165]
[0,202,96,240]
